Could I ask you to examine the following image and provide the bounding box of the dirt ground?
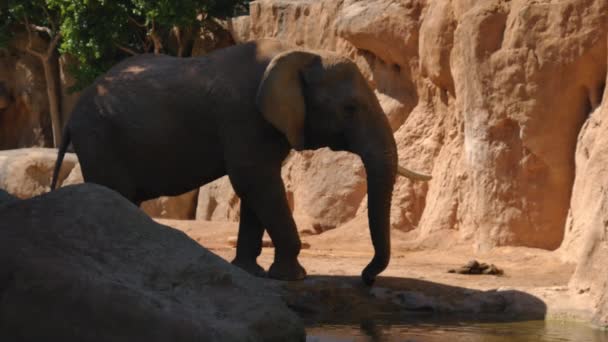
[157,218,578,323]
[158,217,573,289]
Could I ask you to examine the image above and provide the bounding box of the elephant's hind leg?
[231,201,267,277]
[228,165,306,281]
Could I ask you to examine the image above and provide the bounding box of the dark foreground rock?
[0,189,18,206]
[0,184,304,341]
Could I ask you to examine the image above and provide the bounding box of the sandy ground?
[157,218,579,323]
[157,217,573,289]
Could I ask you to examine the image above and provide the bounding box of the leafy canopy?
[1,0,249,89]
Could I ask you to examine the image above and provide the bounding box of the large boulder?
[140,189,200,220]
[0,147,199,220]
[196,176,241,221]
[197,151,366,234]
[0,189,18,206]
[0,183,304,341]
[558,48,608,328]
[0,148,77,198]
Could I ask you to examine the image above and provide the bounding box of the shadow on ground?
[279,274,547,327]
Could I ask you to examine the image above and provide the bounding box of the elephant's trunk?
[350,117,398,286]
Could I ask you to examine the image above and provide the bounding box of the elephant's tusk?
[397,165,432,181]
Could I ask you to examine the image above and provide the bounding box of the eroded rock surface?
[220,1,608,326]
[0,150,198,220]
[0,36,53,149]
[0,148,77,198]
[225,0,608,251]
[0,184,304,341]
[47,158,199,220]
[0,189,18,206]
[559,50,608,328]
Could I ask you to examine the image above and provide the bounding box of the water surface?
[307,320,608,342]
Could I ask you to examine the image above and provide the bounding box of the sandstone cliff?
[217,0,608,252]
[559,53,608,327]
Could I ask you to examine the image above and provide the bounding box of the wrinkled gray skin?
[52,39,418,285]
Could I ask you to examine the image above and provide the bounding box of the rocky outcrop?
[0,39,53,149]
[0,148,77,198]
[0,150,200,220]
[224,0,608,252]
[0,189,18,206]
[197,151,367,234]
[0,183,304,341]
[197,176,241,221]
[61,161,200,220]
[140,189,200,220]
[558,46,608,328]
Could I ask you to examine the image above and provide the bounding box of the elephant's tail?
[50,128,72,191]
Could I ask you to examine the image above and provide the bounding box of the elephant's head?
[256,49,431,285]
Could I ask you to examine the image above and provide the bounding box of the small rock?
[448,260,503,275]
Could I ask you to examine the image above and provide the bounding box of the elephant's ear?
[256,50,319,149]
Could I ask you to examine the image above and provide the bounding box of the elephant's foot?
[231,258,267,278]
[268,259,307,281]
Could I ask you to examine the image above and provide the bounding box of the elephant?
[51,39,431,285]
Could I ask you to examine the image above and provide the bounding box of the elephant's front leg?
[231,201,266,277]
[228,166,306,281]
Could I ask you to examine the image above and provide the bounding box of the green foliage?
[2,0,250,89]
[1,0,58,49]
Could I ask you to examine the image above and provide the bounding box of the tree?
[2,1,63,147]
[52,0,250,89]
[0,0,249,146]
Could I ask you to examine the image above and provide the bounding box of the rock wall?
[219,0,608,251]
[0,36,54,149]
[2,0,607,254]
[559,40,608,327]
[0,149,198,220]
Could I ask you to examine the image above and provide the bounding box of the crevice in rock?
[205,197,218,221]
[582,87,593,119]
[476,10,508,59]
[595,80,606,108]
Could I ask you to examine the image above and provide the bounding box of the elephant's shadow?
[279,274,547,329]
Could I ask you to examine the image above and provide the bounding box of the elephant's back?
[67,54,225,193]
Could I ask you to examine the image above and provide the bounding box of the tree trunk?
[173,26,184,57]
[41,56,62,147]
[22,21,63,147]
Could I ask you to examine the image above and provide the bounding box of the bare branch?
[128,16,147,28]
[115,43,139,56]
[23,16,46,59]
[20,15,60,62]
[29,24,53,36]
[40,5,57,33]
